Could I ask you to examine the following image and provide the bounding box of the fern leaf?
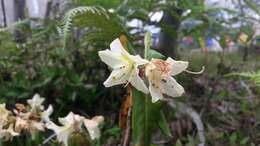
[226,71,260,86]
[61,6,109,48]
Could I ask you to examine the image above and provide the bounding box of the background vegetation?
[0,0,259,145]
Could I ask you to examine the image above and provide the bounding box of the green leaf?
[157,111,172,138]
[240,137,249,145]
[69,72,83,86]
[229,132,237,144]
[132,89,150,146]
[219,36,226,48]
[147,49,165,60]
[132,89,165,146]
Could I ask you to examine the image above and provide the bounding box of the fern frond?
[226,71,260,86]
[61,6,109,48]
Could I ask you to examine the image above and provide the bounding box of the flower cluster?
[0,94,103,146]
[47,112,104,146]
[99,38,189,102]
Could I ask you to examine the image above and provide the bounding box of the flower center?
[151,59,171,75]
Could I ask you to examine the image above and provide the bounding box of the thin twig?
[38,133,56,146]
[122,106,132,146]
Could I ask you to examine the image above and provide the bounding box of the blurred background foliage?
[0,0,260,145]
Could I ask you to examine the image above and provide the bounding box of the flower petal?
[129,55,148,66]
[129,67,149,94]
[110,38,128,54]
[41,105,53,122]
[103,67,130,87]
[0,124,19,141]
[98,50,127,68]
[46,122,70,146]
[58,112,76,126]
[149,82,163,103]
[0,104,9,124]
[84,119,100,140]
[31,121,45,131]
[27,94,45,112]
[166,57,188,76]
[161,76,184,97]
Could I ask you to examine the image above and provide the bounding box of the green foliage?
[73,0,121,8]
[157,110,172,138]
[62,6,108,48]
[68,132,92,146]
[244,0,260,15]
[132,89,174,146]
[0,0,260,145]
[147,49,165,60]
[132,89,167,146]
[132,90,153,146]
[61,5,127,50]
[226,71,260,86]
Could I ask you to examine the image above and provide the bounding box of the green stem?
[144,95,149,145]
[144,32,151,59]
[144,32,152,146]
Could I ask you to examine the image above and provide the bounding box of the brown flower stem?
[122,85,133,146]
[122,106,132,146]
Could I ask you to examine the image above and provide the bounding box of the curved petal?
[98,50,127,68]
[129,55,148,66]
[58,112,75,126]
[27,94,45,112]
[166,57,189,76]
[46,121,71,146]
[103,67,130,87]
[57,129,70,146]
[41,105,53,122]
[149,81,163,103]
[110,38,128,54]
[84,119,100,140]
[161,76,184,97]
[129,67,149,94]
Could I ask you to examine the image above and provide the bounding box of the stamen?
[185,66,205,74]
[161,79,167,83]
[124,71,134,88]
[124,81,130,88]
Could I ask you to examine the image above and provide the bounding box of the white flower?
[0,124,19,141]
[99,38,149,93]
[40,105,53,122]
[0,104,10,125]
[46,112,84,146]
[145,57,188,103]
[0,104,17,141]
[14,106,48,134]
[84,116,104,140]
[14,116,29,133]
[27,94,45,112]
